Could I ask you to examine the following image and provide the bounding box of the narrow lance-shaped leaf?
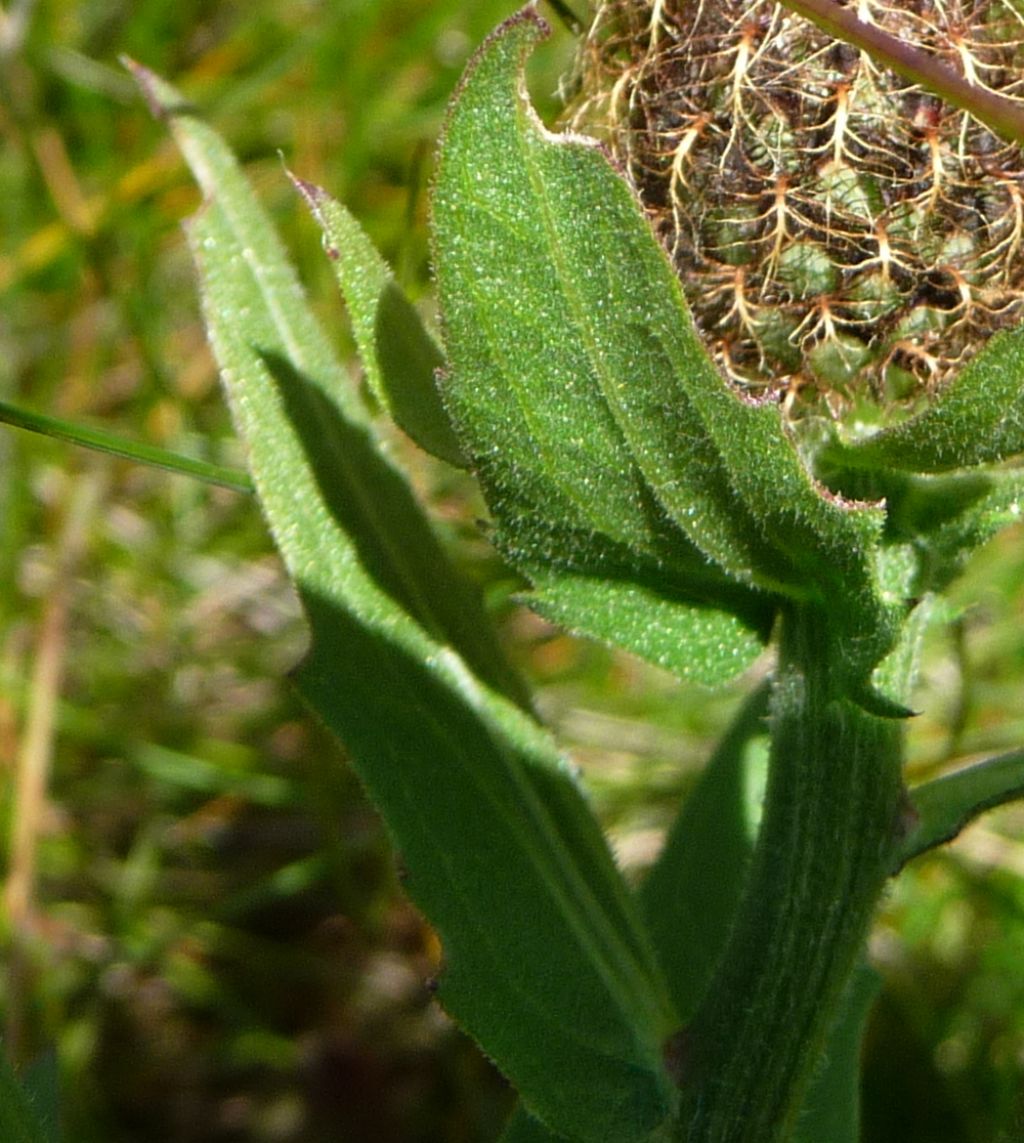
[134,62,679,1141]
[432,9,760,576]
[0,1052,55,1143]
[431,6,901,701]
[897,748,1024,869]
[836,324,1024,472]
[499,1106,566,1143]
[792,958,882,1143]
[640,682,770,1022]
[290,176,465,467]
[192,193,676,1143]
[432,7,775,686]
[124,57,527,711]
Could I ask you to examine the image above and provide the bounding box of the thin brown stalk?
[777,0,1024,145]
[5,469,102,1061]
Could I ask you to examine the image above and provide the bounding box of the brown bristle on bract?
[570,0,1024,413]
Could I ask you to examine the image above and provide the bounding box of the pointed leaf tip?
[122,56,193,119]
[288,173,341,260]
[292,173,464,465]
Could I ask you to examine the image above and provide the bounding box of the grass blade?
[0,398,252,493]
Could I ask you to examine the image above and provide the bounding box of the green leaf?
[131,743,295,807]
[525,567,768,686]
[816,457,1024,597]
[430,6,900,699]
[125,57,528,712]
[793,959,881,1143]
[431,10,777,682]
[0,1050,53,1143]
[195,200,676,1142]
[508,503,774,685]
[290,176,464,466]
[20,1052,60,1143]
[897,748,1024,869]
[837,324,1024,472]
[640,683,770,1021]
[297,599,677,1141]
[136,61,678,1141]
[920,471,1024,592]
[500,1106,567,1142]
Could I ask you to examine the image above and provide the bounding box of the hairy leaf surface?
[837,325,1024,471]
[0,1053,55,1143]
[135,61,677,1141]
[898,749,1024,868]
[291,176,464,466]
[431,6,899,696]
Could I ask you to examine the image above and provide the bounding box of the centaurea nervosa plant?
[7,2,1024,1139]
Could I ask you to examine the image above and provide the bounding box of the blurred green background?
[2,1,1024,1140]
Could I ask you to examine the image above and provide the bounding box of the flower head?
[573,0,1024,412]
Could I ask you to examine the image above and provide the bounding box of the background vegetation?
[2,1,1024,1139]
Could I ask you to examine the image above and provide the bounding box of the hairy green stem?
[775,0,1024,145]
[675,606,907,1141]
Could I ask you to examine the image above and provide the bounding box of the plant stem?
[675,605,907,1141]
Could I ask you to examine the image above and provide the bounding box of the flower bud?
[572,0,1024,412]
